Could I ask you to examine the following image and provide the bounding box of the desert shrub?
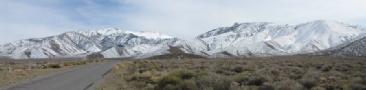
[350,83,366,90]
[181,80,199,90]
[76,61,87,65]
[155,70,198,90]
[231,65,245,73]
[86,53,104,60]
[272,79,303,90]
[127,72,153,83]
[334,64,351,72]
[354,77,366,85]
[233,73,250,86]
[322,85,343,90]
[247,76,267,86]
[63,62,73,66]
[47,64,62,69]
[99,57,366,90]
[62,61,88,66]
[283,66,305,80]
[311,86,326,90]
[348,77,366,90]
[230,71,268,87]
[215,69,236,75]
[301,78,318,89]
[258,85,275,90]
[320,65,333,72]
[250,68,280,83]
[301,71,321,89]
[195,73,233,90]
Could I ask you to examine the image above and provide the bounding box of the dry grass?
[99,56,366,90]
[0,59,103,87]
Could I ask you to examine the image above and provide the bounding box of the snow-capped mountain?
[1,20,365,59]
[0,28,186,59]
[196,20,366,57]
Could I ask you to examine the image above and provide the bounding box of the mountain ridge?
[1,20,366,59]
[196,20,365,57]
[0,28,183,59]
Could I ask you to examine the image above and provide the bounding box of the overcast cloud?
[0,0,366,44]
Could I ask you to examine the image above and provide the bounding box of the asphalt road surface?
[3,61,119,90]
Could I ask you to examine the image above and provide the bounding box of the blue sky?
[0,0,366,44]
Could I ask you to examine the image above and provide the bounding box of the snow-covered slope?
[196,20,366,57]
[0,28,182,59]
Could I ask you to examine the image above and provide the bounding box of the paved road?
[3,61,119,90]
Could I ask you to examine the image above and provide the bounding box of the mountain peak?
[234,22,272,26]
[302,20,356,28]
[76,28,174,39]
[124,31,174,39]
[95,28,124,35]
[197,22,275,39]
[311,20,335,23]
[309,20,343,25]
[296,20,363,34]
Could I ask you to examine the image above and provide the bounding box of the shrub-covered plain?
[100,56,366,90]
